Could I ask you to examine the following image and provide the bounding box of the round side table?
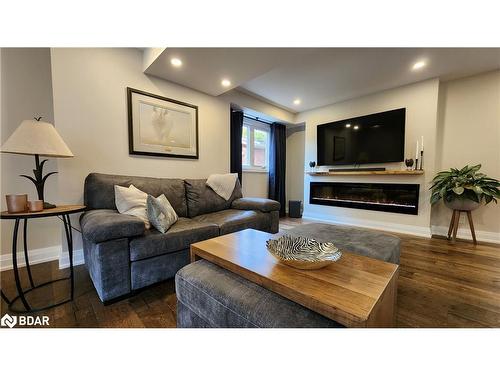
[0,205,86,313]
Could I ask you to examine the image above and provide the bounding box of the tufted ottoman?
[176,259,344,328]
[176,224,400,328]
[282,223,401,264]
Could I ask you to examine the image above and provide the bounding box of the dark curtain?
[230,110,244,183]
[269,122,286,217]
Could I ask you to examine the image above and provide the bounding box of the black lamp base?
[20,155,58,210]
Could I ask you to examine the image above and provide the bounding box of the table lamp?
[1,117,74,209]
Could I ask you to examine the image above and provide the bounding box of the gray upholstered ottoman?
[175,223,400,328]
[283,223,401,264]
[175,260,343,328]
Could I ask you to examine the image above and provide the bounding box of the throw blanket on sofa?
[206,173,238,200]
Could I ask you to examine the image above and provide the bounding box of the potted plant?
[430,164,500,211]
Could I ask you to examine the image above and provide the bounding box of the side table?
[0,205,86,313]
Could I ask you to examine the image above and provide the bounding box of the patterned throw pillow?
[146,194,178,233]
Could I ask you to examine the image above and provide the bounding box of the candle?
[421,136,424,151]
[415,140,419,160]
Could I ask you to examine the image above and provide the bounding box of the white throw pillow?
[114,184,150,229]
[206,173,238,201]
[146,194,178,233]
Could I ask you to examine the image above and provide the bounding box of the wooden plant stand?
[447,209,477,245]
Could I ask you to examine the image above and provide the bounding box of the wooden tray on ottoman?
[190,229,399,328]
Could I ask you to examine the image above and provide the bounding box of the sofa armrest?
[80,209,145,243]
[231,197,280,213]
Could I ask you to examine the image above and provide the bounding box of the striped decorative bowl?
[266,235,342,270]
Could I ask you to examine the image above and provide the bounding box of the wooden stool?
[447,209,477,245]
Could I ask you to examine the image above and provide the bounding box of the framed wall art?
[127,87,199,159]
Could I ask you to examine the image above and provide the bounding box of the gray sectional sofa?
[80,173,280,303]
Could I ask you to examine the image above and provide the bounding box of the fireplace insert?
[309,182,419,215]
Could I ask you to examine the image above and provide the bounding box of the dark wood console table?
[307,170,424,176]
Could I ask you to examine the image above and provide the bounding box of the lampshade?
[1,119,74,158]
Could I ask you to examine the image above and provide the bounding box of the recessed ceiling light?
[170,58,182,67]
[221,79,231,87]
[412,60,426,70]
[353,125,359,130]
[345,123,351,128]
[293,99,301,105]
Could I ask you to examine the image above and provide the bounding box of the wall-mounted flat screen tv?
[317,108,406,166]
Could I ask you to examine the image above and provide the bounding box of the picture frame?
[127,87,199,159]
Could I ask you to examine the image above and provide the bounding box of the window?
[242,117,270,172]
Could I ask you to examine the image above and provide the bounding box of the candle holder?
[419,150,424,170]
[405,158,414,171]
[6,194,28,213]
[28,200,44,212]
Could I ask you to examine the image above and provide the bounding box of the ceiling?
[144,48,306,96]
[143,48,500,113]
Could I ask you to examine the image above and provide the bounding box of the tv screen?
[317,108,405,166]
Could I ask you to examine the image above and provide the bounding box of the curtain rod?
[243,114,274,126]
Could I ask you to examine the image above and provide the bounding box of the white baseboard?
[58,248,85,269]
[302,212,432,238]
[0,245,62,271]
[0,245,85,271]
[431,225,500,244]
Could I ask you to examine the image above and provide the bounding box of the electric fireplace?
[309,182,419,215]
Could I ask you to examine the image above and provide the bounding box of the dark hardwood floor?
[1,217,499,328]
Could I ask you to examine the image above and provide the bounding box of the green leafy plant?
[430,164,500,205]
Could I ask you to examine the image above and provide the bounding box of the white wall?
[296,79,440,236]
[431,70,500,242]
[242,172,268,198]
[1,48,61,258]
[286,127,305,211]
[50,48,294,254]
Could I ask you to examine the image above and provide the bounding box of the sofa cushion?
[80,209,145,243]
[231,197,280,212]
[84,173,188,217]
[184,178,243,218]
[176,260,343,328]
[129,217,218,262]
[193,209,269,235]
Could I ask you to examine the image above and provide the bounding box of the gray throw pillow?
[146,194,178,233]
